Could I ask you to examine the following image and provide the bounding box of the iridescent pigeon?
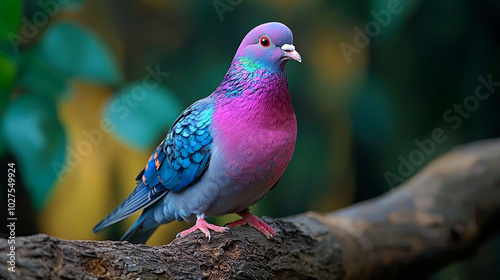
[93,22,301,243]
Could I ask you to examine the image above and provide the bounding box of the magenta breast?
[212,91,297,192]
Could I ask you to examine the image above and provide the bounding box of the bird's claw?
[176,218,230,241]
[227,211,278,239]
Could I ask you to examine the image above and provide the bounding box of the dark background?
[1,0,499,279]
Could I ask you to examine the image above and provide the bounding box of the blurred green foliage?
[36,22,122,86]
[0,1,22,43]
[0,0,499,279]
[2,93,65,210]
[103,81,182,150]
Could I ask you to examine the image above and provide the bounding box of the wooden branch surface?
[1,139,500,280]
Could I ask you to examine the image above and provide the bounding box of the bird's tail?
[93,181,165,234]
[120,210,159,244]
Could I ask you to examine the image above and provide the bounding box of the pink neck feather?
[211,65,297,189]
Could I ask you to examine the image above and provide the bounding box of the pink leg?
[227,211,277,239]
[176,214,230,241]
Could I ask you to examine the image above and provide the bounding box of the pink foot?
[176,214,230,241]
[227,211,277,239]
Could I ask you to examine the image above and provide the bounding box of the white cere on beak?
[281,44,295,52]
[281,43,302,63]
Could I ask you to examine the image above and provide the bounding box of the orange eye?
[260,36,270,47]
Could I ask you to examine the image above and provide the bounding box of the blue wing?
[93,98,215,233]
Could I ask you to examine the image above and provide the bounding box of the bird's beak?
[281,44,302,63]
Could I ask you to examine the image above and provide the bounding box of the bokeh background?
[1,0,499,279]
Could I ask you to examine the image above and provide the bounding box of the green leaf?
[0,49,17,93]
[0,95,6,166]
[0,47,18,158]
[2,94,66,211]
[36,22,122,85]
[103,81,183,150]
[18,52,67,98]
[0,1,22,43]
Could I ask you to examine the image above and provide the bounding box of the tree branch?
[1,139,500,279]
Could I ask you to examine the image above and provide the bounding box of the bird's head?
[234,22,301,71]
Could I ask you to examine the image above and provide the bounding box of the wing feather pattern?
[93,98,215,233]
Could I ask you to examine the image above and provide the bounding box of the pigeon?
[93,22,301,243]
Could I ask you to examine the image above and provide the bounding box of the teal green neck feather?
[238,57,261,72]
[213,55,286,98]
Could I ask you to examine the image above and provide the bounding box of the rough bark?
[1,138,500,280]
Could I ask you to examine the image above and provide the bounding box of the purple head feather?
[214,22,301,98]
[233,22,301,71]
